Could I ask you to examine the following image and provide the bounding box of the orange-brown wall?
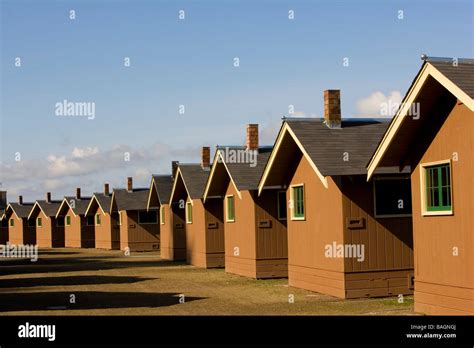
[94,210,115,250]
[120,210,160,252]
[34,210,65,248]
[287,156,346,297]
[161,204,186,260]
[224,184,287,279]
[8,215,36,245]
[64,211,95,248]
[341,175,413,298]
[410,101,474,315]
[186,198,225,268]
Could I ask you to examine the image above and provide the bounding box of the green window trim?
[160,207,165,225]
[95,213,101,226]
[186,202,193,224]
[226,195,235,222]
[10,219,14,227]
[36,217,42,227]
[292,185,305,219]
[425,163,452,212]
[66,215,71,226]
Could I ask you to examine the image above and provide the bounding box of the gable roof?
[28,200,63,219]
[258,118,389,194]
[367,57,474,179]
[0,209,5,221]
[203,146,272,201]
[6,202,35,219]
[169,164,210,203]
[111,188,150,212]
[56,196,92,218]
[84,193,112,216]
[149,174,174,207]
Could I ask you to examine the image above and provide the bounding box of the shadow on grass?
[0,275,156,288]
[0,257,187,275]
[0,291,204,312]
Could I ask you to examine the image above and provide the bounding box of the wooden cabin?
[56,188,95,249]
[84,184,118,249]
[147,172,180,260]
[110,177,160,252]
[5,196,36,245]
[258,90,414,298]
[203,124,288,279]
[168,149,224,268]
[28,192,65,248]
[367,57,474,314]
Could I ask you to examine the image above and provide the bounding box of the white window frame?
[290,184,305,221]
[419,159,453,216]
[225,195,235,223]
[185,202,193,224]
[160,206,165,225]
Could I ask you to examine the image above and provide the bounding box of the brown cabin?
[5,196,36,245]
[0,191,8,244]
[110,177,160,252]
[56,188,95,249]
[367,57,474,314]
[258,90,414,298]
[84,184,118,249]
[28,192,65,248]
[147,173,175,259]
[204,124,288,279]
[169,149,224,268]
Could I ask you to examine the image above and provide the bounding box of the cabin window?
[36,217,42,227]
[160,206,165,225]
[138,211,158,224]
[118,211,122,226]
[277,191,287,220]
[95,213,101,226]
[186,202,193,224]
[374,177,412,217]
[86,216,94,226]
[225,195,235,222]
[10,219,14,227]
[291,185,305,220]
[57,217,65,227]
[422,161,452,214]
[65,216,71,226]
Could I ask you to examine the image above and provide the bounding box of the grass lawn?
[0,248,415,315]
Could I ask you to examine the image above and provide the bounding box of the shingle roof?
[34,200,63,217]
[285,118,389,176]
[113,188,150,211]
[93,193,113,213]
[178,164,210,199]
[429,58,474,98]
[8,203,35,218]
[151,175,174,204]
[63,196,92,215]
[218,146,272,191]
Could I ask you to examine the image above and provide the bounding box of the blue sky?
[1,0,473,201]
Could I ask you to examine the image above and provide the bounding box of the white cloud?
[356,91,403,118]
[72,146,99,158]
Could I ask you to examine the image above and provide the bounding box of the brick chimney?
[18,195,23,205]
[246,124,259,151]
[172,161,179,179]
[0,191,7,209]
[324,90,341,128]
[75,188,81,199]
[127,177,133,192]
[104,183,110,196]
[201,146,210,169]
[46,192,51,203]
